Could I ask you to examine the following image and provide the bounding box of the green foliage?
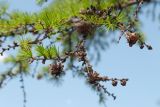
[36,0,47,6]
[19,38,32,50]
[18,38,33,60]
[18,50,33,60]
[105,16,117,31]
[99,0,117,8]
[2,55,30,74]
[0,1,8,16]
[0,0,132,34]
[36,45,59,58]
[3,55,16,63]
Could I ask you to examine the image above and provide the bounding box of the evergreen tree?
[0,0,158,106]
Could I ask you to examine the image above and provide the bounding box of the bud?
[146,45,152,50]
[140,44,144,49]
[112,80,118,86]
[120,79,127,86]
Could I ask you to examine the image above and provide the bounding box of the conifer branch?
[0,0,158,105]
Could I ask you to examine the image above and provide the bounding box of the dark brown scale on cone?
[73,21,94,36]
[88,71,101,84]
[125,32,139,47]
[79,5,108,19]
[49,62,64,77]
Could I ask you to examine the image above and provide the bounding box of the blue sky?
[0,0,160,107]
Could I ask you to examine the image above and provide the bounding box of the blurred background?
[0,0,160,107]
